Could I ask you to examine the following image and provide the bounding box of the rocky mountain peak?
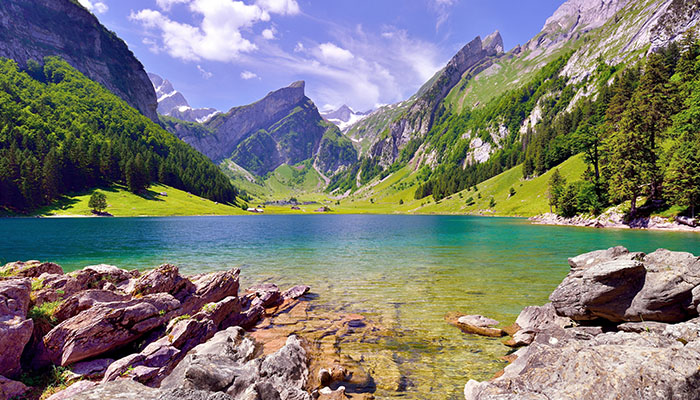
[148,72,218,123]
[530,0,629,51]
[483,30,504,54]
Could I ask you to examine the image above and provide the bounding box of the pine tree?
[88,191,108,213]
[547,168,566,213]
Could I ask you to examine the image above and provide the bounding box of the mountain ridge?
[0,0,159,122]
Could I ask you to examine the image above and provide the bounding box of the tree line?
[0,57,237,212]
[547,32,700,218]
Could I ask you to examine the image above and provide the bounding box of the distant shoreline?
[530,212,700,234]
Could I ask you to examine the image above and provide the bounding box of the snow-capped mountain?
[148,73,219,123]
[321,104,373,132]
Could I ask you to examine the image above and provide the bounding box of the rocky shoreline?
[464,246,700,399]
[530,211,700,232]
[0,261,380,400]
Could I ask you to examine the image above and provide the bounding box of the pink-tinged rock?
[129,264,194,299]
[70,358,114,379]
[44,293,180,366]
[248,283,281,308]
[179,269,240,315]
[282,285,310,300]
[54,290,131,323]
[32,273,84,306]
[0,278,31,318]
[69,264,133,290]
[0,316,33,377]
[192,296,241,328]
[0,261,63,278]
[0,375,29,399]
[222,302,264,330]
[46,380,98,400]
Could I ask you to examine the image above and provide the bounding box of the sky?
[78,0,565,113]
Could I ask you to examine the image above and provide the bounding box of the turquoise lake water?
[3,215,700,398]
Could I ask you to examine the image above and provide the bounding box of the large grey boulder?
[506,303,572,347]
[550,247,700,323]
[465,325,700,400]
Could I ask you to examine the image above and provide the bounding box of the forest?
[417,32,700,219]
[0,57,237,212]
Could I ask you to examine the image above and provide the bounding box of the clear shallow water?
[3,215,700,398]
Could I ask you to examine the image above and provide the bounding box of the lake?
[3,215,700,399]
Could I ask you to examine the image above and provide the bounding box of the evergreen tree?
[547,168,566,213]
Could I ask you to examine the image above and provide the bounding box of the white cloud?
[197,65,213,79]
[294,42,305,53]
[431,0,458,30]
[78,0,108,14]
[156,0,189,11]
[262,27,277,40]
[240,70,259,80]
[131,0,302,62]
[318,43,354,64]
[142,37,161,53]
[255,0,299,15]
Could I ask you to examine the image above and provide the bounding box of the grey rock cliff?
[369,33,503,166]
[0,0,159,122]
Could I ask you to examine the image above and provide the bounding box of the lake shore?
[530,211,700,233]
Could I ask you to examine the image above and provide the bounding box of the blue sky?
[79,0,565,112]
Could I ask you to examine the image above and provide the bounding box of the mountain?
[367,31,504,167]
[148,73,219,123]
[166,81,357,177]
[0,0,158,122]
[321,105,373,132]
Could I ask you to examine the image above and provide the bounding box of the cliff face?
[169,81,357,176]
[369,33,503,166]
[0,0,158,122]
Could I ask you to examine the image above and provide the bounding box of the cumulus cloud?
[78,0,108,14]
[130,0,301,62]
[197,65,213,79]
[255,0,299,15]
[240,70,259,80]
[318,43,354,64]
[155,0,189,11]
[262,27,277,40]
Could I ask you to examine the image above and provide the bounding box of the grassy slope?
[37,184,245,217]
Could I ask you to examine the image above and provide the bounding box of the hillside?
[0,57,237,213]
[38,184,245,217]
[0,0,158,122]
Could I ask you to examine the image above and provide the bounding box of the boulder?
[464,328,700,400]
[180,268,241,315]
[446,313,504,337]
[247,283,282,308]
[457,315,500,328]
[0,261,63,278]
[282,285,310,300]
[0,279,34,377]
[162,327,311,400]
[551,247,700,323]
[32,273,84,305]
[0,375,29,399]
[192,296,241,329]
[504,303,572,347]
[43,293,180,366]
[53,290,131,322]
[70,264,134,290]
[69,358,114,379]
[72,379,161,400]
[0,316,34,377]
[46,380,99,400]
[0,278,31,317]
[128,264,194,300]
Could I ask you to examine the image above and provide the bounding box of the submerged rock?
[446,313,504,337]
